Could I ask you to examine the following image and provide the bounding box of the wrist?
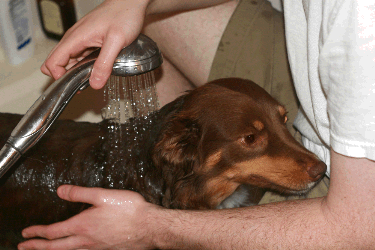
[145,206,182,249]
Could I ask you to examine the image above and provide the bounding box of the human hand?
[41,0,150,89]
[18,185,159,250]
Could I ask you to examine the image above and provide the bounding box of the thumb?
[57,185,106,205]
[89,32,133,89]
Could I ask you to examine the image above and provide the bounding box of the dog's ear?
[152,112,203,208]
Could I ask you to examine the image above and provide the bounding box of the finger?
[18,235,92,250]
[40,23,82,77]
[43,38,97,80]
[89,31,129,89]
[40,63,53,78]
[22,219,75,240]
[42,49,74,80]
[40,40,64,77]
[57,185,107,205]
[64,48,97,71]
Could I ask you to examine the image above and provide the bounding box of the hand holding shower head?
[0,34,162,178]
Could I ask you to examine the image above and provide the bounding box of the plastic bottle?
[37,0,77,40]
[0,0,35,65]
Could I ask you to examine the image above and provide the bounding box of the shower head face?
[112,34,163,77]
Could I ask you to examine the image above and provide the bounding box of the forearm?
[146,0,234,15]
[151,198,337,249]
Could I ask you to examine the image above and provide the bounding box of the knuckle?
[68,185,82,200]
[93,188,105,201]
[63,25,74,36]
[93,61,111,74]
[106,27,130,46]
[44,59,55,72]
[39,228,54,240]
[44,62,62,79]
[40,65,50,76]
[107,25,125,37]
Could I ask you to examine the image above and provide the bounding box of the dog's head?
[153,78,326,209]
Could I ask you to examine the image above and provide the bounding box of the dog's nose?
[307,161,327,181]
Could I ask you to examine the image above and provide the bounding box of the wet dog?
[0,78,326,245]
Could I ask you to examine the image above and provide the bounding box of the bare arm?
[149,149,375,249]
[146,0,233,15]
[19,149,375,249]
[40,0,233,89]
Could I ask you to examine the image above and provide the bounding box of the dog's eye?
[244,134,256,144]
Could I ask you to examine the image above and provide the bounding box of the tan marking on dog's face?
[204,177,241,207]
[253,121,264,131]
[200,155,318,207]
[221,156,314,191]
[278,105,286,116]
[203,151,222,171]
[278,105,288,123]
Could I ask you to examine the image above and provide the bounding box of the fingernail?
[90,76,103,89]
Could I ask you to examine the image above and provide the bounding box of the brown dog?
[0,78,326,246]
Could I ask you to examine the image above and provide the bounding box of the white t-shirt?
[283,0,375,177]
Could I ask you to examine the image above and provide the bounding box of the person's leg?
[153,59,195,107]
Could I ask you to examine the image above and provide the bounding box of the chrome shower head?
[0,34,162,178]
[112,34,163,76]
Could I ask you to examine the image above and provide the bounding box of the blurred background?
[0,0,282,123]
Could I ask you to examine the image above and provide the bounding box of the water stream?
[101,71,159,187]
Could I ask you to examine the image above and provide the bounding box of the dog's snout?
[307,161,327,180]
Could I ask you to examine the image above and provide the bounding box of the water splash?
[102,71,159,187]
[102,71,159,122]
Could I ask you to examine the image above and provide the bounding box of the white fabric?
[283,0,375,177]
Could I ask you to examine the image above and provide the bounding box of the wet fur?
[0,78,326,245]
